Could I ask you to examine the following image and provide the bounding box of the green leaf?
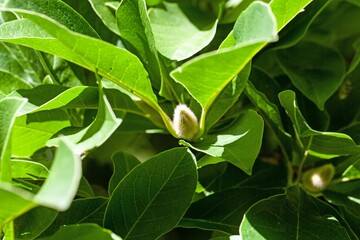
[149,2,218,61]
[180,187,283,234]
[341,158,360,181]
[181,110,263,175]
[279,90,360,159]
[104,147,197,240]
[0,16,160,118]
[205,62,251,132]
[108,152,141,195]
[0,42,44,90]
[40,224,122,240]
[77,177,95,198]
[14,207,58,240]
[233,1,278,45]
[0,70,31,95]
[5,0,99,38]
[219,0,313,48]
[245,82,284,127]
[116,0,161,89]
[12,109,71,157]
[324,180,360,237]
[0,97,27,181]
[3,141,76,229]
[47,86,123,153]
[10,85,142,116]
[40,197,108,237]
[277,41,346,110]
[170,1,277,134]
[88,0,120,35]
[33,139,82,211]
[240,187,352,239]
[0,183,36,231]
[116,113,164,134]
[273,0,330,48]
[270,0,312,31]
[11,160,49,180]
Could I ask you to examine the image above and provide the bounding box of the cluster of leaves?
[0,0,360,239]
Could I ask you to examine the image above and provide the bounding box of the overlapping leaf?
[0,97,27,181]
[170,2,277,123]
[180,187,283,234]
[279,90,360,159]
[108,152,140,195]
[181,110,263,175]
[116,0,161,89]
[0,139,81,230]
[47,84,123,154]
[0,3,160,115]
[149,2,218,61]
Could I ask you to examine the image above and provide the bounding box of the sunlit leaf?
[0,97,27,181]
[182,110,263,174]
[149,2,218,61]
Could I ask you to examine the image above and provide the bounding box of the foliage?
[0,0,359,239]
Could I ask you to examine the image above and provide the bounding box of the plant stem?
[36,51,61,85]
[295,136,313,184]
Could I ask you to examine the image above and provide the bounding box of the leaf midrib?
[124,151,188,239]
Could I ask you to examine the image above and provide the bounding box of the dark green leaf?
[40,197,108,237]
[108,152,141,195]
[279,90,360,159]
[77,177,95,198]
[180,187,283,234]
[245,80,292,158]
[104,148,197,240]
[240,187,352,239]
[277,41,346,110]
[40,224,122,240]
[15,207,58,240]
[182,110,263,175]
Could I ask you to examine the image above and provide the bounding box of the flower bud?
[173,104,199,141]
[301,164,335,194]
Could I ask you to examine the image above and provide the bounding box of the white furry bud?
[173,104,199,141]
[302,164,335,193]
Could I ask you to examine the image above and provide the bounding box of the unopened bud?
[173,104,199,141]
[301,164,335,193]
